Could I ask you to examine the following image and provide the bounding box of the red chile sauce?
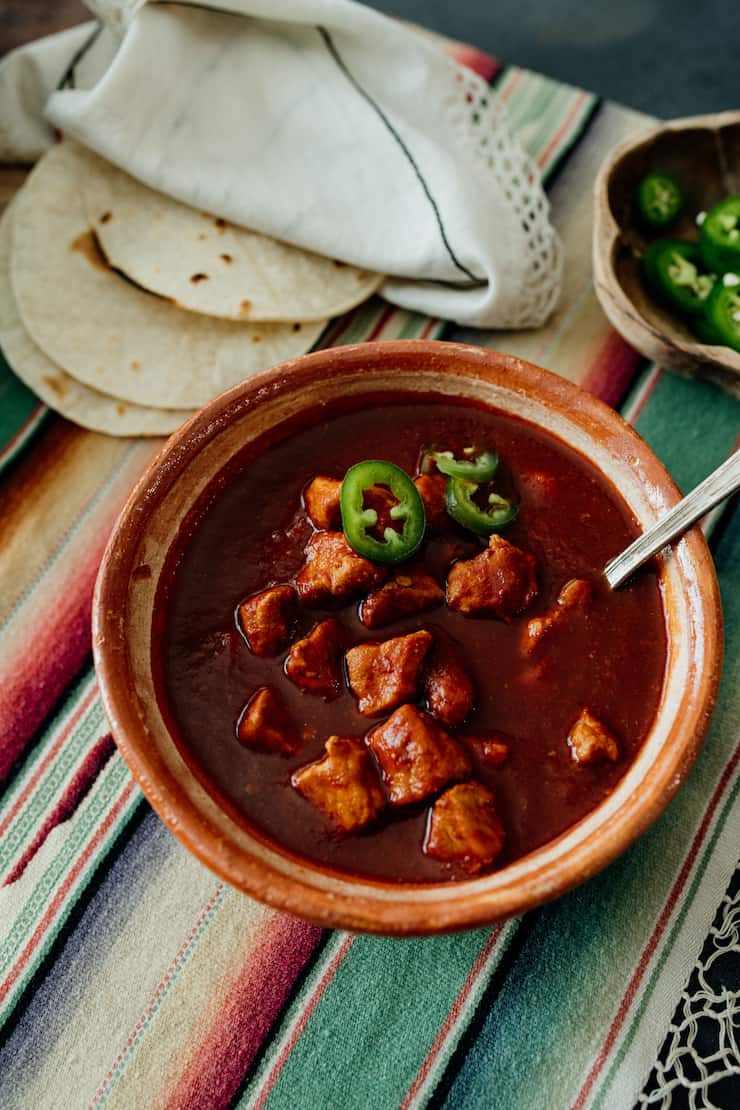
[155,395,667,883]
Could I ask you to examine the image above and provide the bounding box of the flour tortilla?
[82,154,382,321]
[10,142,328,410]
[0,202,194,437]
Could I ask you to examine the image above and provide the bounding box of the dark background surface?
[1,0,738,118]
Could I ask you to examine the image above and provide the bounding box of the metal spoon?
[605,449,740,589]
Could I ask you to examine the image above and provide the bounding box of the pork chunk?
[291,736,385,832]
[367,704,470,805]
[237,687,300,754]
[237,584,295,657]
[295,531,386,606]
[423,630,474,726]
[414,474,448,533]
[285,619,345,698]
[346,630,432,716]
[423,782,505,873]
[460,734,510,768]
[567,709,620,766]
[303,476,341,530]
[524,578,592,654]
[359,567,444,629]
[446,535,538,619]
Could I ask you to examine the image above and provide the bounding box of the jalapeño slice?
[340,460,425,563]
[444,477,517,536]
[636,171,683,230]
[642,239,715,316]
[699,196,740,275]
[426,448,499,483]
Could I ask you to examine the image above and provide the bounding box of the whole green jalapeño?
[340,460,425,563]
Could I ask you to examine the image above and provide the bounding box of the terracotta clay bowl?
[593,110,740,398]
[93,341,723,935]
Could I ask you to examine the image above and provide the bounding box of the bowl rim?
[93,340,723,934]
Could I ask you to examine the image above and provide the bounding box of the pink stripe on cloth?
[581,330,642,408]
[0,405,46,468]
[250,935,355,1110]
[162,916,323,1110]
[4,734,115,885]
[0,682,98,839]
[0,778,136,1006]
[571,741,740,1110]
[536,92,590,169]
[0,542,103,780]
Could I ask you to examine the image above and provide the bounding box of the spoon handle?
[605,449,740,589]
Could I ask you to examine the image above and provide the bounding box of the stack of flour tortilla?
[0,141,382,436]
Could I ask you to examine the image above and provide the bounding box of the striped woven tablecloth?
[0,42,739,1110]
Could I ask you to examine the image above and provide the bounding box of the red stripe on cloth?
[4,734,115,886]
[536,92,590,169]
[367,305,397,341]
[498,69,525,103]
[401,925,505,1109]
[581,330,642,409]
[447,44,501,83]
[571,742,740,1110]
[0,405,46,468]
[0,541,104,781]
[91,883,227,1107]
[250,935,355,1110]
[0,682,98,838]
[0,778,136,1007]
[626,367,664,426]
[420,317,441,339]
[163,917,323,1110]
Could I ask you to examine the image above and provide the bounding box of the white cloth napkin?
[0,0,562,328]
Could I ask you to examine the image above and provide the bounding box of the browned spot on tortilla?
[190,273,209,284]
[99,211,112,224]
[197,232,207,241]
[292,322,302,332]
[116,403,126,416]
[251,335,262,343]
[239,300,252,316]
[42,375,66,399]
[220,253,234,264]
[70,230,111,273]
[131,360,141,371]
[214,218,227,233]
[333,259,346,269]
[132,563,152,582]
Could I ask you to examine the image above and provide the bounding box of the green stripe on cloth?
[0,356,48,475]
[240,924,516,1110]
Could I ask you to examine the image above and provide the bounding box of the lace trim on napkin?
[636,865,740,1109]
[443,61,563,327]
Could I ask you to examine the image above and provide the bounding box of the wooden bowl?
[593,111,740,397]
[92,342,723,935]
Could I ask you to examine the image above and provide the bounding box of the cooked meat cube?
[346,630,432,716]
[423,630,474,726]
[285,619,345,698]
[413,474,448,533]
[446,535,538,619]
[237,686,300,754]
[291,736,385,832]
[295,531,386,606]
[237,584,295,656]
[524,578,592,654]
[567,709,620,765]
[359,566,443,629]
[303,476,341,530]
[367,704,470,804]
[460,734,509,768]
[423,782,505,873]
